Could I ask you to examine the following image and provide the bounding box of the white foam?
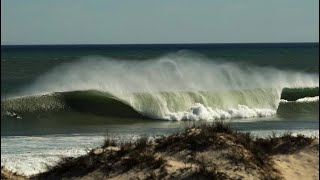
[280,99,289,103]
[1,135,104,176]
[1,148,87,176]
[296,96,319,103]
[0,133,156,176]
[164,103,276,121]
[280,96,319,103]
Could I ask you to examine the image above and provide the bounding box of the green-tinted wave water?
[2,88,318,121]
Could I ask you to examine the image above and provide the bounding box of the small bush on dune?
[202,121,233,134]
[188,160,230,180]
[34,154,103,179]
[121,151,166,172]
[252,132,315,155]
[134,136,149,150]
[155,121,234,152]
[102,136,118,148]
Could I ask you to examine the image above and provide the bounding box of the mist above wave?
[23,52,318,95]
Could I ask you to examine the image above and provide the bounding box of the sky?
[1,0,319,45]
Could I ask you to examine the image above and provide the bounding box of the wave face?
[2,89,319,121]
[2,52,319,120]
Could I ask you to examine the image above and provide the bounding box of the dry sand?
[272,140,319,180]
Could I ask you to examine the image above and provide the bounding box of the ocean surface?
[1,43,319,175]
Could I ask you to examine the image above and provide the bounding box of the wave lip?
[280,96,319,103]
[296,96,319,103]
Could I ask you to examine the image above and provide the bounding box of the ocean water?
[1,43,319,175]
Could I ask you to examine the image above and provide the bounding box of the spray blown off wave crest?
[11,52,319,120]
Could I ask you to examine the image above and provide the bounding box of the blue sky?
[1,0,319,45]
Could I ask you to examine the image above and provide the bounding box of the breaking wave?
[1,53,319,121]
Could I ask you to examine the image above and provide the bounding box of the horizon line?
[1,42,319,46]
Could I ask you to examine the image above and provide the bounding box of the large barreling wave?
[2,52,319,121]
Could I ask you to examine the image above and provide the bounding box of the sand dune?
[2,123,319,180]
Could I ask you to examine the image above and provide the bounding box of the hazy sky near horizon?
[1,0,319,45]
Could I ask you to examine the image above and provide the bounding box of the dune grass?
[2,121,315,180]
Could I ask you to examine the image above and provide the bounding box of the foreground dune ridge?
[1,123,319,180]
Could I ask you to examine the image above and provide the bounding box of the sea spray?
[10,52,320,120]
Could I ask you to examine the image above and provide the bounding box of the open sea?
[1,43,319,175]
